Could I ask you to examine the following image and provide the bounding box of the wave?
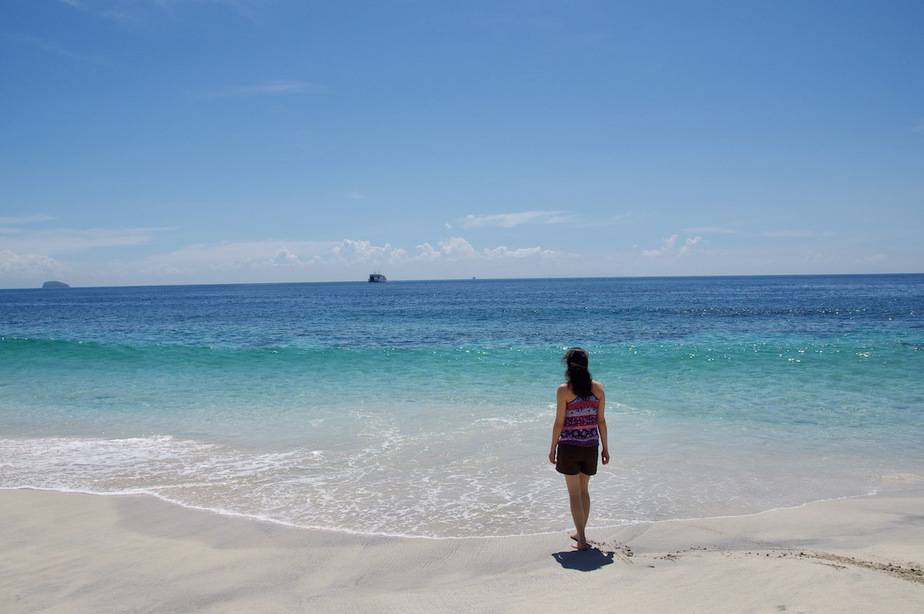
[0,480,892,542]
[2,333,918,364]
[2,432,918,539]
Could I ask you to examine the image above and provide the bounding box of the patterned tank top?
[559,394,600,447]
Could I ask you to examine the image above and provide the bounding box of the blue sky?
[1,0,923,287]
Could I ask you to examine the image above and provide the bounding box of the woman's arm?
[597,382,609,465]
[549,386,567,464]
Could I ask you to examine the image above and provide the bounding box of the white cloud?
[130,236,559,280]
[0,221,566,285]
[642,234,702,258]
[330,239,408,263]
[438,237,478,259]
[415,242,441,261]
[483,245,557,259]
[679,236,702,255]
[642,234,678,258]
[460,210,571,229]
[414,237,558,261]
[0,249,63,277]
[270,247,301,266]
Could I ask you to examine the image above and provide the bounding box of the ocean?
[1,275,922,537]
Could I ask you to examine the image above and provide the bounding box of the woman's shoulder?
[591,380,605,393]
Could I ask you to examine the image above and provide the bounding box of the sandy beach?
[5,0,924,611]
[1,488,921,613]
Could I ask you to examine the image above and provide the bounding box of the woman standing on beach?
[549,347,609,551]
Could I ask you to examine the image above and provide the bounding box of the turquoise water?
[1,276,923,536]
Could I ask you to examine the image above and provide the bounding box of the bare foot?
[573,539,591,551]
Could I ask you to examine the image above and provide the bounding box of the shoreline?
[0,484,889,541]
[2,488,922,613]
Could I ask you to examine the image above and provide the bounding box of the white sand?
[1,488,922,613]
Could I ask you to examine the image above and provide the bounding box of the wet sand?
[1,488,922,613]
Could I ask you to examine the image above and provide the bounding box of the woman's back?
[551,349,609,551]
[559,386,600,447]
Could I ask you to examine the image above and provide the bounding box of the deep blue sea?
[1,275,923,536]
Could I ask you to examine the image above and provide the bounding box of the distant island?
[41,281,70,289]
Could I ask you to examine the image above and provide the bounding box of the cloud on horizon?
[642,234,702,258]
[0,249,63,278]
[0,210,568,285]
[142,236,558,268]
[114,236,563,284]
[0,230,566,286]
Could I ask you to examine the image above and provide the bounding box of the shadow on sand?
[551,548,615,572]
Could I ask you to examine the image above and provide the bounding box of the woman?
[549,347,609,551]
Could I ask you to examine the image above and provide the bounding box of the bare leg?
[580,472,591,529]
[565,474,589,550]
[570,473,591,543]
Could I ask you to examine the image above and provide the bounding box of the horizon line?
[3,271,923,291]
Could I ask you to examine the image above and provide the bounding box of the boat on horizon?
[368,273,387,283]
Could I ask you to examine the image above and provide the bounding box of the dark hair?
[563,347,593,398]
